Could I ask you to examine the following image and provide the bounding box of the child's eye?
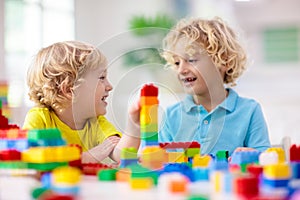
[188,59,197,63]
[99,76,106,80]
[174,61,180,66]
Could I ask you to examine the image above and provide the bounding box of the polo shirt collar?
[182,88,238,113]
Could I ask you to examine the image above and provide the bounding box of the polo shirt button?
[204,120,209,125]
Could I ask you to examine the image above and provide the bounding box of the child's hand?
[125,100,141,138]
[82,135,120,163]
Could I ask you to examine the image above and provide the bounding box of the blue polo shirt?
[158,88,270,155]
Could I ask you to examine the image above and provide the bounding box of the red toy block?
[234,175,259,198]
[247,164,263,178]
[0,149,21,161]
[82,163,112,175]
[140,84,158,97]
[159,141,200,149]
[290,144,300,162]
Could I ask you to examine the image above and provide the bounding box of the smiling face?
[72,61,113,119]
[171,37,225,97]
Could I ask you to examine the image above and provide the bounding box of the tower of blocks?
[140,84,159,146]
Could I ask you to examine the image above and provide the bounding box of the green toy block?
[31,187,49,199]
[27,162,67,171]
[140,123,158,132]
[129,164,158,185]
[27,128,62,141]
[184,148,200,157]
[0,161,28,169]
[187,194,209,200]
[98,169,118,181]
[121,147,138,159]
[0,100,2,109]
[141,132,158,141]
[216,150,229,160]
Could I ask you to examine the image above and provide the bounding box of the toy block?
[51,185,80,196]
[159,141,200,149]
[0,139,29,151]
[29,138,66,147]
[230,151,260,165]
[193,168,209,181]
[27,128,62,141]
[116,168,131,182]
[262,177,289,188]
[141,131,158,141]
[290,144,300,162]
[120,158,138,168]
[35,192,75,200]
[31,187,50,200]
[130,177,153,190]
[140,105,158,125]
[0,161,28,169]
[169,179,188,193]
[81,163,111,175]
[140,140,159,147]
[185,148,200,158]
[129,164,159,185]
[209,160,229,172]
[0,149,21,161]
[193,155,212,168]
[187,194,209,200]
[52,166,81,185]
[263,163,291,179]
[234,175,259,197]
[141,146,167,161]
[140,96,159,106]
[121,147,138,159]
[216,150,229,161]
[290,162,300,179]
[98,168,118,181]
[265,147,285,163]
[259,151,279,166]
[140,123,158,132]
[162,163,194,181]
[246,164,263,178]
[140,84,158,96]
[168,152,188,163]
[210,171,223,192]
[27,162,68,171]
[158,172,189,194]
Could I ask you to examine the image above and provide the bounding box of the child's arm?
[82,135,120,163]
[110,101,141,162]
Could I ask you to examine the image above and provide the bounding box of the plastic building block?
[266,147,286,163]
[120,158,138,168]
[193,168,209,181]
[234,175,259,197]
[140,132,158,141]
[140,140,159,147]
[130,177,153,190]
[290,162,300,179]
[259,151,279,166]
[129,164,159,185]
[140,105,158,125]
[185,148,200,158]
[159,141,200,149]
[31,187,50,199]
[209,160,229,172]
[193,155,212,168]
[52,166,81,185]
[246,164,263,178]
[140,96,159,105]
[230,151,260,165]
[140,123,158,132]
[98,168,118,181]
[168,152,188,163]
[81,163,111,175]
[216,150,229,161]
[263,163,291,179]
[140,84,158,96]
[161,163,194,182]
[262,177,289,188]
[140,146,167,169]
[120,147,138,159]
[290,144,300,162]
[116,168,131,182]
[158,172,189,193]
[0,149,21,161]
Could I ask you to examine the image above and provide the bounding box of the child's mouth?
[182,77,197,83]
[101,96,107,102]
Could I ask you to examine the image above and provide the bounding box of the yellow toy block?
[140,96,158,106]
[141,146,167,161]
[52,166,81,185]
[130,177,153,190]
[193,155,212,168]
[167,152,188,163]
[265,147,285,163]
[121,147,138,159]
[55,146,81,162]
[140,123,158,132]
[263,163,291,179]
[211,171,223,193]
[140,105,158,125]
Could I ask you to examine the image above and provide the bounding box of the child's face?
[171,38,225,96]
[72,62,113,118]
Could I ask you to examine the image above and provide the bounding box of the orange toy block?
[116,168,131,182]
[140,96,158,106]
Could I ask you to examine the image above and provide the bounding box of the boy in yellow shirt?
[23,41,140,163]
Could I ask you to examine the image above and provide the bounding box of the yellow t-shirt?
[23,107,122,152]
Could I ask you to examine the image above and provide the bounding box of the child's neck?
[55,107,87,130]
[193,88,228,112]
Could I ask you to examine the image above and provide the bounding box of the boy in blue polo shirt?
[159,17,270,156]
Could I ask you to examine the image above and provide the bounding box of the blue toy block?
[141,140,159,147]
[209,160,229,171]
[161,163,195,182]
[230,151,260,165]
[290,162,300,179]
[51,185,80,195]
[0,139,29,151]
[193,168,209,181]
[120,158,138,168]
[262,176,289,188]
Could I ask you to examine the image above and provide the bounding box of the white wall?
[0,1,5,79]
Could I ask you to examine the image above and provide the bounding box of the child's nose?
[106,81,113,91]
[178,60,189,74]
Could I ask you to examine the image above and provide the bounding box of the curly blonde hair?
[27,41,106,111]
[161,17,247,86]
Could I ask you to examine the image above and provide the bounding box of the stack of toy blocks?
[140,83,159,146]
[0,81,11,120]
[22,128,81,171]
[120,147,138,168]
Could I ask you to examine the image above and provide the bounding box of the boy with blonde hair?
[159,17,270,155]
[23,41,140,163]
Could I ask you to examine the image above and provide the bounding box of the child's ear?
[60,82,73,100]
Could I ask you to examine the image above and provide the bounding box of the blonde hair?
[161,17,247,86]
[27,41,106,111]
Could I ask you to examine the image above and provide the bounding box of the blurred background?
[0,0,299,145]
